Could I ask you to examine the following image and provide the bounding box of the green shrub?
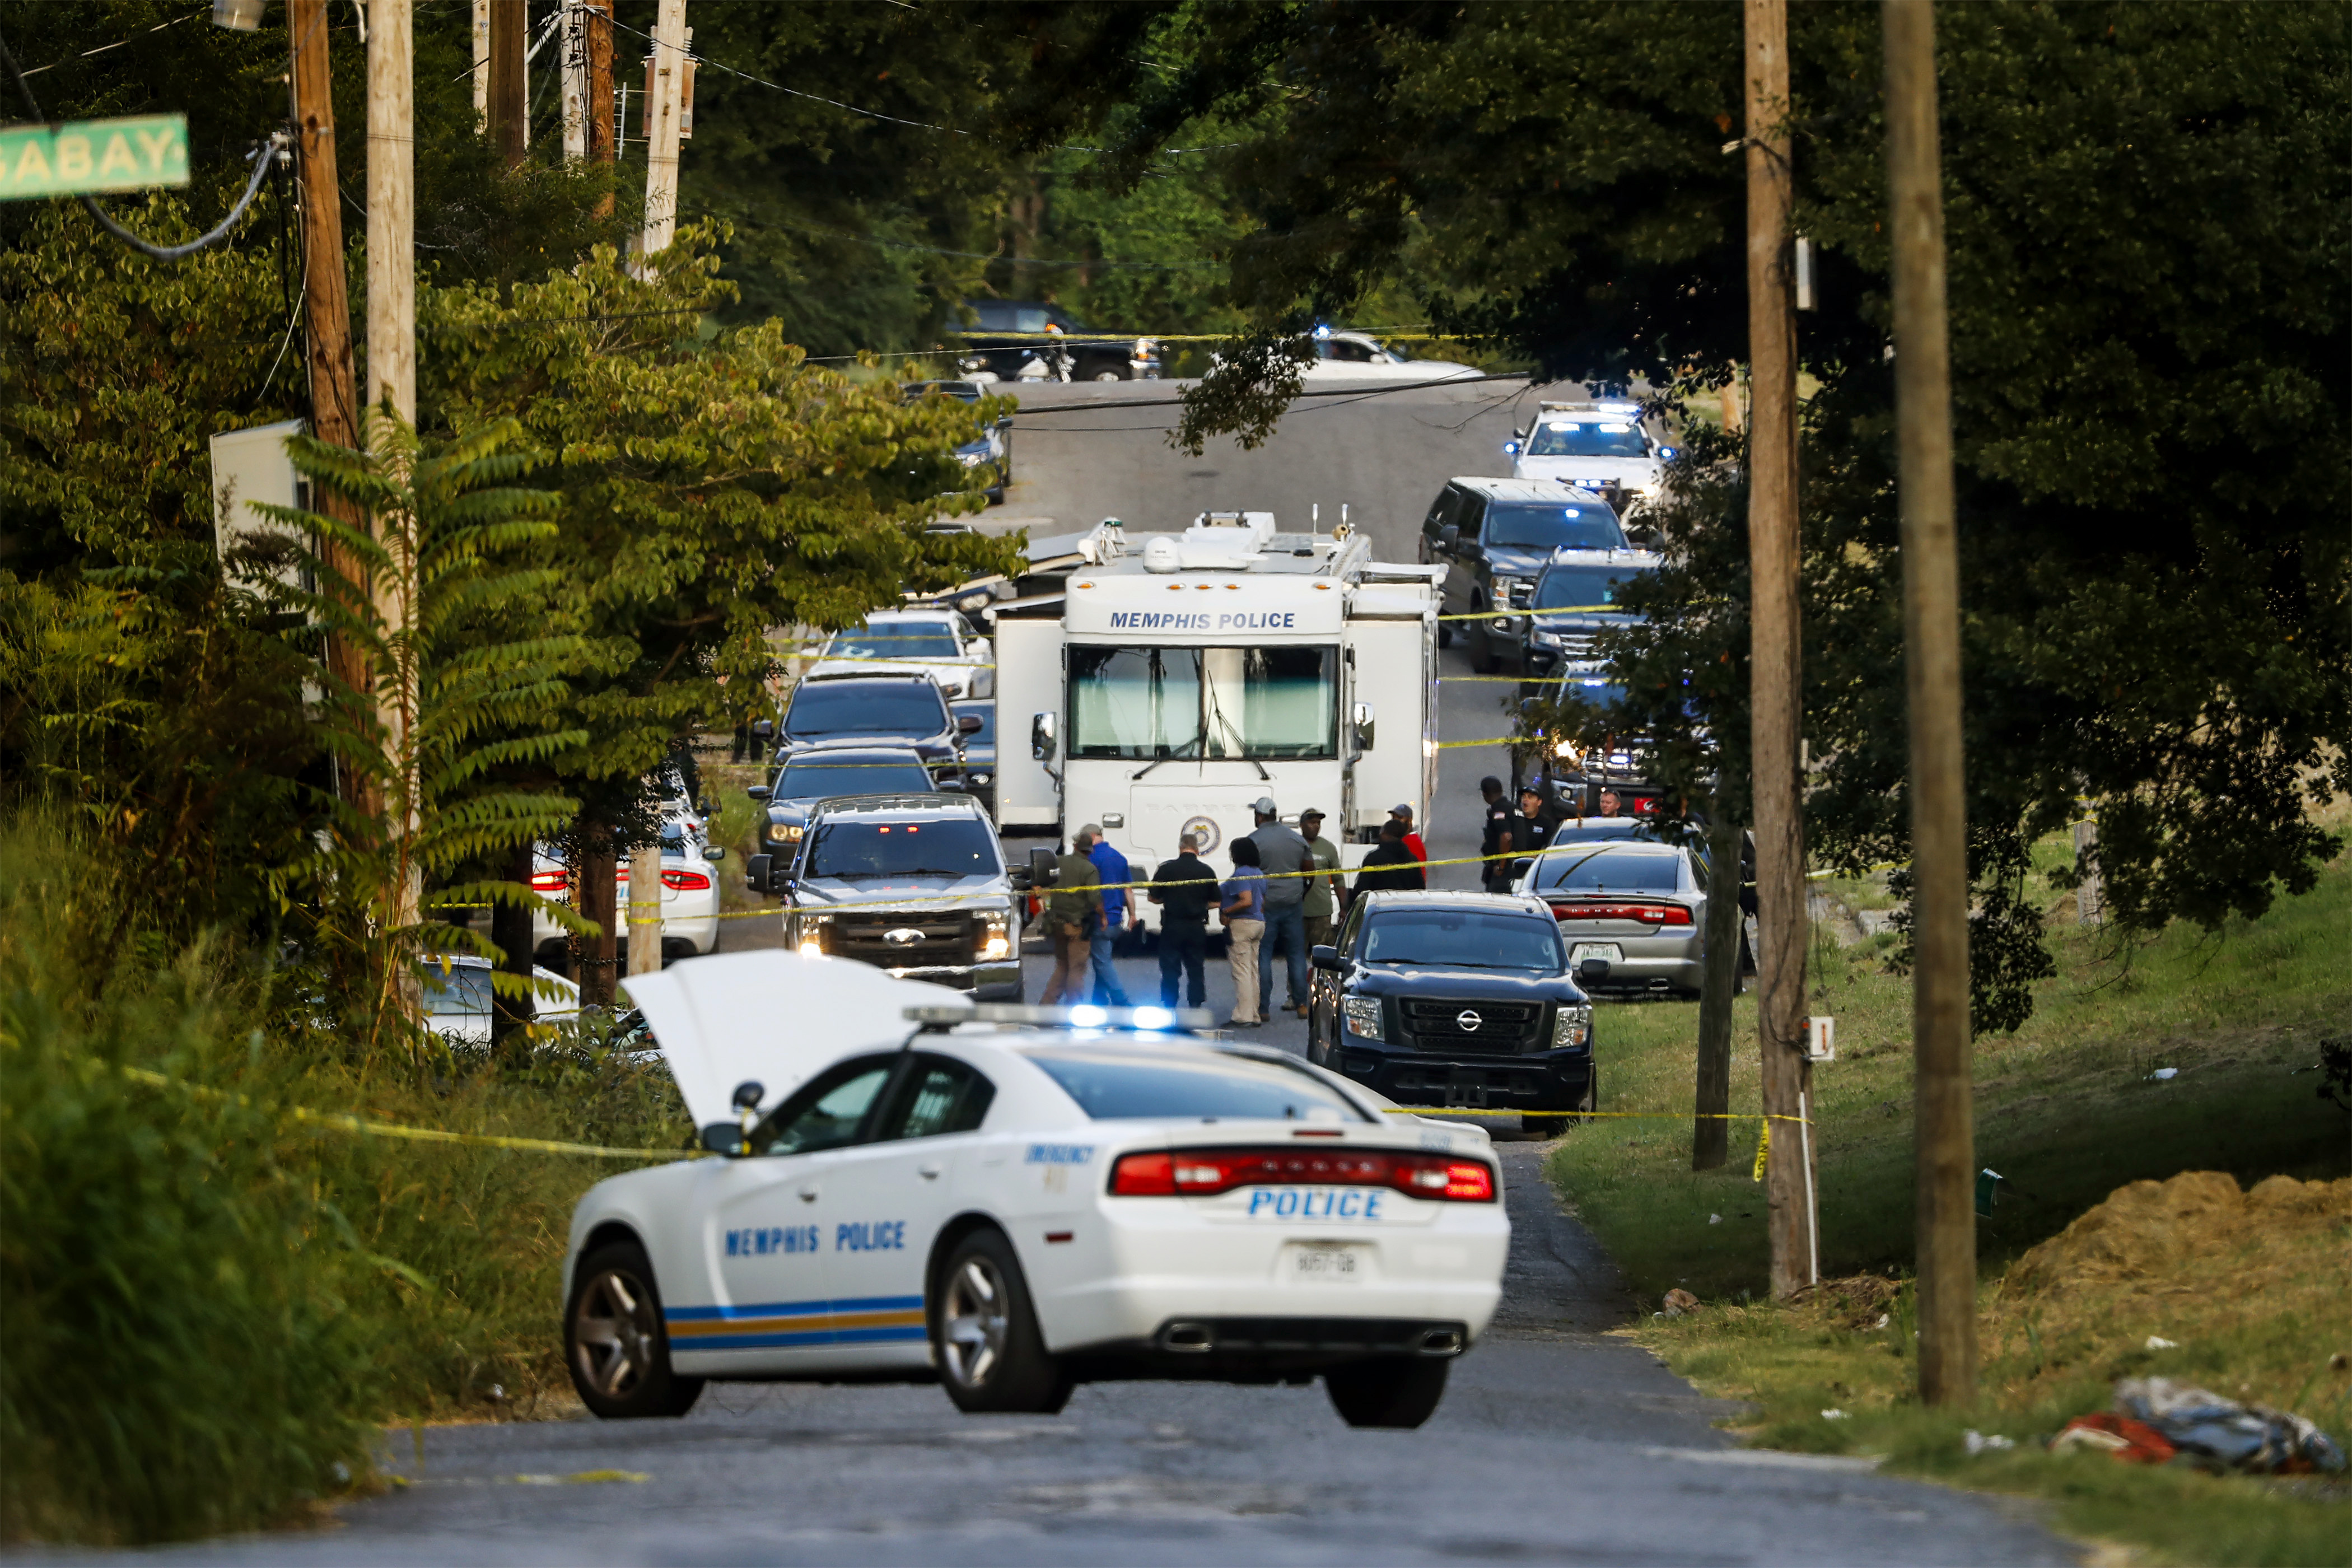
[0,846,374,1543]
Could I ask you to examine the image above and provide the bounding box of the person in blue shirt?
[1080,824,1136,1007]
[1219,837,1268,1027]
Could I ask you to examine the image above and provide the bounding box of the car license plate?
[1569,942,1623,965]
[1287,1243,1366,1283]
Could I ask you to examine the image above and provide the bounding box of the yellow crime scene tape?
[121,1066,687,1161]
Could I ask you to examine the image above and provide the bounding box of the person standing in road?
[1389,804,1428,871]
[1038,831,1102,1006]
[1516,782,1559,863]
[1597,787,1625,819]
[1148,832,1217,1008]
[1220,837,1268,1027]
[1299,808,1343,951]
[1480,776,1518,892]
[1082,824,1137,1006]
[1354,818,1425,896]
[1247,797,1312,1018]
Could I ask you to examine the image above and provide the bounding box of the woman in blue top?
[1220,838,1268,1027]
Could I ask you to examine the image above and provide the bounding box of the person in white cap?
[1246,797,1312,1018]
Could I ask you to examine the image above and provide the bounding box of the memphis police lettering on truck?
[1105,611,1298,632]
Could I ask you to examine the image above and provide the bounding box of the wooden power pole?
[1883,0,1977,1405]
[487,0,526,169]
[289,0,372,811]
[640,0,688,264]
[1692,789,1743,1169]
[1744,0,1816,1296]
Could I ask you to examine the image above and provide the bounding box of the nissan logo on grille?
[883,927,926,947]
[1455,1009,1482,1033]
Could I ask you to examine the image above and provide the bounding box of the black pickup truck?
[951,300,1160,383]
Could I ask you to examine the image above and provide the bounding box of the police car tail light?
[529,870,567,894]
[1109,1147,1496,1203]
[661,868,712,892]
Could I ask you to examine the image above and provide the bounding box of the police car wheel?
[1325,1356,1449,1429]
[565,1242,704,1420]
[932,1230,1072,1415]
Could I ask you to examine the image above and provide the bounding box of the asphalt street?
[44,385,2072,1566]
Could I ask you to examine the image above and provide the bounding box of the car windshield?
[1525,418,1651,459]
[1068,645,1336,760]
[1484,502,1627,551]
[1533,847,1684,894]
[418,963,491,1016]
[825,622,960,661]
[1360,911,1564,970]
[1028,1048,1371,1122]
[953,704,996,744]
[804,816,999,880]
[773,753,935,800]
[1535,564,1651,612]
[786,681,948,739]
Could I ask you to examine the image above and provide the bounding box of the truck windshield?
[804,816,1000,880]
[786,682,948,739]
[1525,419,1651,459]
[1068,646,1336,760]
[1361,911,1564,970]
[1534,564,1651,612]
[1484,503,1626,551]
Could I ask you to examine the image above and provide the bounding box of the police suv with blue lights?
[566,952,1509,1429]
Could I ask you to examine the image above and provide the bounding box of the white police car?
[1505,400,1677,517]
[567,951,1509,1429]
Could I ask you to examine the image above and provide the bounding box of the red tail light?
[661,869,711,892]
[1549,900,1692,926]
[1108,1146,1496,1203]
[529,870,568,894]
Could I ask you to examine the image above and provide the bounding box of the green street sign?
[0,114,188,201]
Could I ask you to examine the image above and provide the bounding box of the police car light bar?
[903,1004,1219,1033]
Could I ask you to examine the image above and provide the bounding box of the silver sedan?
[1513,839,1714,998]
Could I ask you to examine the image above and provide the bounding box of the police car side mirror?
[732,1080,765,1110]
[1438,525,1460,552]
[700,1122,747,1158]
[702,844,726,861]
[956,712,984,735]
[746,853,771,893]
[746,785,771,801]
[1028,847,1060,888]
[1008,866,1032,892]
[1310,945,1344,972]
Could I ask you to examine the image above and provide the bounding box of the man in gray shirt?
[1247,796,1312,1018]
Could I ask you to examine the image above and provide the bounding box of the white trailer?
[995,513,1438,928]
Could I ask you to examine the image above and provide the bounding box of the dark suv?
[1305,891,1597,1134]
[1420,478,1628,673]
[951,300,1159,382]
[767,674,978,790]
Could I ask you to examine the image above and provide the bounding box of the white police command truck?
[991,512,1440,918]
[569,952,1509,1429]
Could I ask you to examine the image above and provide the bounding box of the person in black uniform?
[1352,819,1426,895]
[1147,831,1220,1007]
[1479,775,1520,892]
[1516,782,1559,858]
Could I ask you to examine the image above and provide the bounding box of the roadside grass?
[1544,817,2352,1565]
[1,828,697,1543]
[1552,828,2352,1301]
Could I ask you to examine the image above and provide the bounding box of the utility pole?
[289,0,372,812]
[367,0,421,1026]
[1883,0,1976,1406]
[639,0,688,266]
[1744,0,1815,1298]
[585,0,615,216]
[487,0,525,169]
[561,0,586,160]
[471,0,488,129]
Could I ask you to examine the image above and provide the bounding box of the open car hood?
[621,951,968,1127]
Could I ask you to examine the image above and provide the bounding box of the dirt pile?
[1987,1170,2352,1411]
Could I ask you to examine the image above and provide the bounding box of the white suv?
[1506,401,1676,518]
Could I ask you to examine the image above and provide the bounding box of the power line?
[15,7,203,77]
[692,207,1224,272]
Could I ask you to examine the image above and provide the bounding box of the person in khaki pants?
[1219,837,1268,1027]
[1038,833,1102,1005]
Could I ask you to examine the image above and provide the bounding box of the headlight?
[977,911,1012,962]
[1343,996,1385,1042]
[1553,1002,1593,1049]
[768,822,804,846]
[1532,629,1564,650]
[792,911,834,956]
